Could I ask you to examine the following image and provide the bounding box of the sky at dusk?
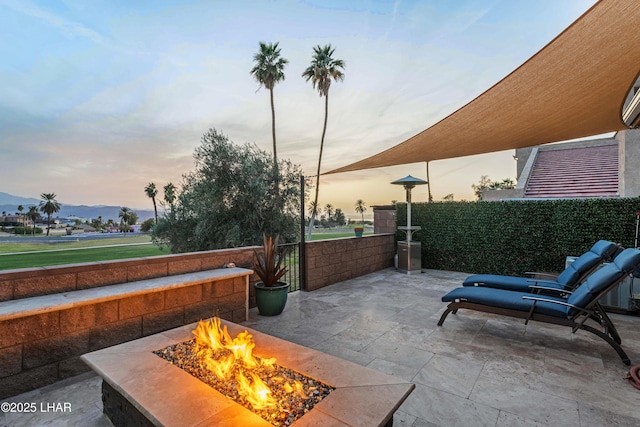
[1,0,598,217]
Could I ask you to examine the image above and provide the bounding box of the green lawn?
[0,244,170,271]
[0,231,373,271]
[0,235,153,253]
[310,231,372,240]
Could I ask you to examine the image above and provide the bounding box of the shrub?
[152,128,305,252]
[397,198,640,275]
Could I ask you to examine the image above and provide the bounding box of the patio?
[1,267,639,426]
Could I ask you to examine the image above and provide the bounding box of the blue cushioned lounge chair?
[462,240,620,293]
[438,248,640,365]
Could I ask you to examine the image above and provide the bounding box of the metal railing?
[278,242,302,292]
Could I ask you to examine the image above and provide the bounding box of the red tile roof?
[524,144,618,198]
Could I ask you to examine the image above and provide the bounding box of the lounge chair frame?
[438,272,632,365]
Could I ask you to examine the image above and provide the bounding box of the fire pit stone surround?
[82,319,415,426]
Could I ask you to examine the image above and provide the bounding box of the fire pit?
[155,318,334,425]
[82,318,415,426]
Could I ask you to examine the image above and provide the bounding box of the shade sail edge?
[326,0,640,175]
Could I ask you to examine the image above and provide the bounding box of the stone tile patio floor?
[2,268,640,427]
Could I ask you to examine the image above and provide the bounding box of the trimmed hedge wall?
[396,198,640,275]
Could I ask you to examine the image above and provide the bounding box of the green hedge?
[396,198,640,275]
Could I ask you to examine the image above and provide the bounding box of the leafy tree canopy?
[152,128,304,253]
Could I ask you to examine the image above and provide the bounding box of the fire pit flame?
[237,371,277,410]
[192,317,306,412]
[155,318,334,425]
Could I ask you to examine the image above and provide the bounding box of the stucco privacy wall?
[304,234,396,291]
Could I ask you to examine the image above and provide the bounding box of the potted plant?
[253,234,289,316]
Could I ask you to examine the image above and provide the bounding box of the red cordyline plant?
[254,234,287,287]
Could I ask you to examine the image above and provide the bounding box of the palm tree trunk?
[270,88,277,166]
[426,162,433,202]
[46,214,51,236]
[270,88,280,200]
[307,92,330,241]
[153,198,158,223]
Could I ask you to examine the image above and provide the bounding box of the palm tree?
[17,205,24,234]
[302,44,345,240]
[118,207,132,233]
[39,193,61,236]
[324,203,334,220]
[144,182,158,223]
[27,206,39,235]
[163,182,176,218]
[355,199,367,225]
[250,42,288,173]
[307,201,319,225]
[425,162,433,203]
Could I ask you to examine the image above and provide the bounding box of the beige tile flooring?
[2,268,640,426]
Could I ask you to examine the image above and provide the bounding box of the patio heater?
[391,175,428,274]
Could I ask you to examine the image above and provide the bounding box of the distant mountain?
[0,192,155,222]
[0,192,40,206]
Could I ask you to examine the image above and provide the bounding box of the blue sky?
[0,0,597,215]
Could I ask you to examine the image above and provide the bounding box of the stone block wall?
[373,205,397,234]
[0,274,248,400]
[0,246,259,302]
[304,234,396,291]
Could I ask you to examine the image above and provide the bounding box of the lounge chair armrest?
[527,285,572,294]
[525,272,559,279]
[521,295,586,313]
[525,279,565,286]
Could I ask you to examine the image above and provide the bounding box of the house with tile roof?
[483,77,640,201]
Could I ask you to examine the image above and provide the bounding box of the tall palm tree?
[425,162,433,202]
[39,193,61,236]
[302,44,345,240]
[144,182,158,223]
[27,206,39,235]
[250,42,288,172]
[355,199,367,225]
[118,207,131,233]
[307,201,319,225]
[324,203,334,220]
[17,205,24,233]
[163,182,176,217]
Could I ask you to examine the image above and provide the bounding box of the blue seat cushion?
[462,240,618,292]
[441,287,569,318]
[568,248,640,308]
[462,274,564,292]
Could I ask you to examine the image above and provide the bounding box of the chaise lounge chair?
[438,247,640,365]
[462,240,620,293]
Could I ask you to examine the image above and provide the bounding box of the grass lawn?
[0,245,171,270]
[0,230,373,271]
[310,231,371,240]
[0,236,170,271]
[0,235,153,253]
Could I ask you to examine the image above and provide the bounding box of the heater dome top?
[390,175,428,189]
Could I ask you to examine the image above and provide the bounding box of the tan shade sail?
[327,0,640,175]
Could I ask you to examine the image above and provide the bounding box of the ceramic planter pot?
[354,227,364,238]
[254,281,289,316]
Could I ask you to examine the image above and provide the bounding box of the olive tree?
[152,128,304,253]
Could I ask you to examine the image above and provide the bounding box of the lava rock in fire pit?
[153,318,333,427]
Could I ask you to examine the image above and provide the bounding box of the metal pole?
[406,186,412,241]
[299,175,306,290]
[635,212,639,248]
